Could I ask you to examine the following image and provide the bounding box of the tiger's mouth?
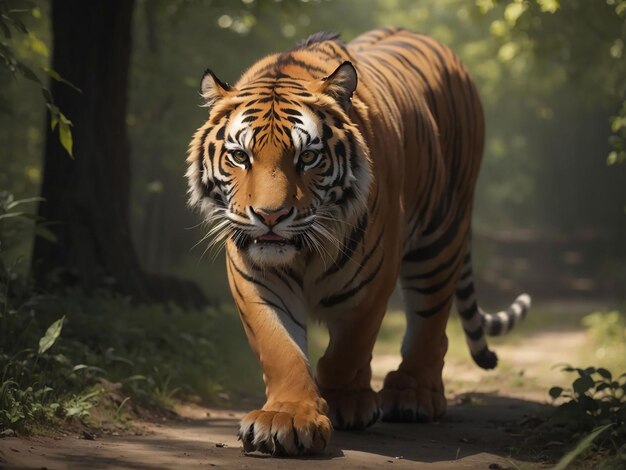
[236,232,304,250]
[255,233,291,244]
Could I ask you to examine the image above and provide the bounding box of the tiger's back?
[349,27,485,224]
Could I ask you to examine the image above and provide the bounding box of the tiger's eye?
[231,150,249,165]
[300,150,318,166]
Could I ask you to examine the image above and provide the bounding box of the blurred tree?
[480,0,626,236]
[32,0,205,304]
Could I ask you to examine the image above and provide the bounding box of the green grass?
[0,288,258,433]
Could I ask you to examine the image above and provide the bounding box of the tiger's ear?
[200,69,234,108]
[312,61,357,109]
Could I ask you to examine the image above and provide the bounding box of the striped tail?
[455,252,531,369]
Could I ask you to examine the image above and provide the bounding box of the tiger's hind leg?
[380,215,469,422]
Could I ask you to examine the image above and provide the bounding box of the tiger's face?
[187,62,371,267]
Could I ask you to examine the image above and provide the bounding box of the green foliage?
[547,365,626,464]
[0,0,77,158]
[0,190,258,433]
[485,0,626,168]
[525,312,626,468]
[47,102,73,157]
[37,315,64,354]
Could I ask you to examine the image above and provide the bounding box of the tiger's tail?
[454,251,531,369]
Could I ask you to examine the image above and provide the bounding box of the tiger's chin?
[236,235,304,267]
[246,240,299,266]
[247,242,299,266]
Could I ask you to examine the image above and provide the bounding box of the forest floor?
[0,301,617,469]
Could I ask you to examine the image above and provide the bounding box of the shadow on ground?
[0,392,551,469]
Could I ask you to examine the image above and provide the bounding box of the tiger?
[186,27,531,456]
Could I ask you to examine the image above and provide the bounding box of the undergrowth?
[0,191,260,434]
[538,365,626,469]
[0,278,233,435]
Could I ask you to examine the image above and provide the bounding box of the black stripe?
[486,318,502,336]
[282,266,304,290]
[413,295,452,318]
[269,267,299,296]
[458,300,478,320]
[404,266,457,296]
[226,263,256,340]
[320,254,383,308]
[403,215,463,263]
[463,326,483,341]
[404,242,464,281]
[320,212,368,279]
[228,255,305,331]
[455,281,474,301]
[235,304,256,340]
[341,229,384,289]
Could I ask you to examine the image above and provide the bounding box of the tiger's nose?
[251,206,293,227]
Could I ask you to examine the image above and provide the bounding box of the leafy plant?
[0,0,78,157]
[37,315,64,354]
[0,189,252,434]
[548,365,626,465]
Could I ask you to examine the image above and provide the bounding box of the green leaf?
[72,364,106,374]
[596,368,612,380]
[6,196,43,209]
[0,211,23,220]
[16,212,42,221]
[553,424,613,470]
[41,87,53,104]
[549,386,564,399]
[581,367,596,376]
[38,316,65,354]
[41,67,81,93]
[0,18,11,38]
[15,61,40,83]
[573,375,595,396]
[2,13,28,34]
[122,375,147,382]
[58,117,73,158]
[34,225,58,243]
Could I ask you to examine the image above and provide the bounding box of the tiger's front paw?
[379,370,446,422]
[321,387,381,430]
[238,399,331,456]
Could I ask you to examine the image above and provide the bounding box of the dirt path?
[0,399,544,469]
[0,330,587,469]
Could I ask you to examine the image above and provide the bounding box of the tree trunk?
[33,0,206,306]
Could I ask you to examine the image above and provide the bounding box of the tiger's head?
[186,61,371,267]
